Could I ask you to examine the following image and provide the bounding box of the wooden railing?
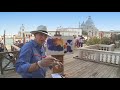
[11,45,20,51]
[0,51,19,74]
[0,45,20,74]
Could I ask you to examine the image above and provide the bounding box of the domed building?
[81,16,99,38]
[16,16,99,39]
[48,16,99,38]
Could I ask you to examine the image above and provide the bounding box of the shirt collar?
[30,40,42,48]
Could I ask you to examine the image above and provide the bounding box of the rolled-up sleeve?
[15,44,33,77]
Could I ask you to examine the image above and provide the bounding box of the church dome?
[81,21,85,26]
[85,16,94,27]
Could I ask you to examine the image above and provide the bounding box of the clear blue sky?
[0,12,120,35]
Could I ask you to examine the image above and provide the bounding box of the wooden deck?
[46,49,120,78]
[0,49,120,78]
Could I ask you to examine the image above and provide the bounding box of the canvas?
[46,36,64,55]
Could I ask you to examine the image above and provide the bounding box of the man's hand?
[37,56,58,67]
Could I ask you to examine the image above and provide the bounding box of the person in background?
[79,35,84,47]
[15,25,62,78]
[18,40,24,48]
[14,41,19,46]
[73,35,77,49]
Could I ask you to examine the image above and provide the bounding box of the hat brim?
[30,31,50,36]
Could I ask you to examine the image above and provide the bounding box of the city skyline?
[0,12,120,35]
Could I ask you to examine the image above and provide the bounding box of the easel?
[52,55,64,74]
[51,31,64,76]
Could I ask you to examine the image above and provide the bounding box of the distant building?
[99,30,120,38]
[18,24,32,38]
[48,28,82,37]
[17,16,99,38]
[48,31,56,36]
[48,25,82,37]
[80,16,99,38]
[14,24,34,43]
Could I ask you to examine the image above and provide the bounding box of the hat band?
[38,30,48,33]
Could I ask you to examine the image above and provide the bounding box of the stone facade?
[80,16,99,38]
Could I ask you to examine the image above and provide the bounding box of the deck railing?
[0,51,19,74]
[76,44,120,67]
[11,45,20,51]
[84,44,115,51]
[0,45,20,74]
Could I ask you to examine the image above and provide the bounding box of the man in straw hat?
[15,25,62,78]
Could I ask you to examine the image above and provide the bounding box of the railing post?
[108,46,111,51]
[117,56,120,77]
[95,52,100,62]
[118,56,120,66]
[79,50,83,59]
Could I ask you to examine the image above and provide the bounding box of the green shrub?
[101,37,111,45]
[82,31,88,36]
[86,37,111,45]
[86,37,101,45]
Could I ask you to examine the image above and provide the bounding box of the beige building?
[18,24,33,38]
[48,27,82,37]
[99,30,120,38]
[17,16,100,38]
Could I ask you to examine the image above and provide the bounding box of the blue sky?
[0,12,120,35]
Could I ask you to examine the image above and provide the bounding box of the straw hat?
[30,25,49,36]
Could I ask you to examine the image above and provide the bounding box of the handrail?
[11,45,20,51]
[75,44,119,67]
